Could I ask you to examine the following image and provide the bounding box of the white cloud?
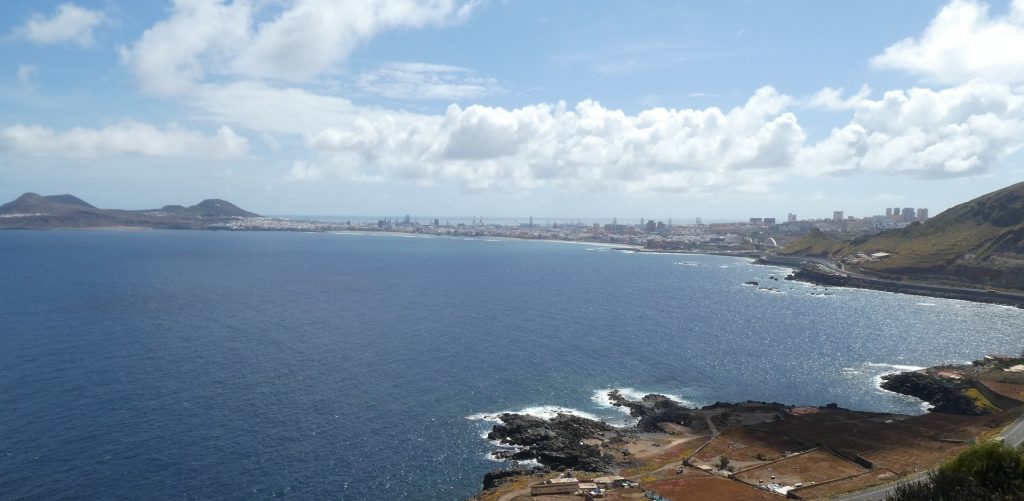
[15,3,106,47]
[190,81,361,134]
[357,62,502,100]
[1,121,249,158]
[293,86,805,192]
[797,79,1024,177]
[807,85,871,111]
[17,64,37,89]
[872,0,1024,84]
[121,0,481,94]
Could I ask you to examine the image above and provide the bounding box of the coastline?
[473,355,1024,501]
[759,254,1024,309]
[8,224,1024,307]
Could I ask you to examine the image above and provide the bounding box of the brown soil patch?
[734,448,867,487]
[646,474,776,501]
[755,408,1019,474]
[980,380,1024,402]
[790,468,898,500]
[690,426,809,469]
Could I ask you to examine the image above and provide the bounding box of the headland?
[472,354,1024,501]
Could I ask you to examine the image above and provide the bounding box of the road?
[760,254,1024,307]
[834,410,1024,501]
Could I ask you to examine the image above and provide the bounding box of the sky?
[1,0,1024,221]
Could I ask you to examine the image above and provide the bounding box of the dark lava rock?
[744,281,759,286]
[880,371,985,414]
[482,467,548,490]
[487,412,615,471]
[608,390,695,432]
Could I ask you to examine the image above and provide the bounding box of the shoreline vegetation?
[473,354,1024,501]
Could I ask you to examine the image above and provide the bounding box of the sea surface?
[1,230,1022,500]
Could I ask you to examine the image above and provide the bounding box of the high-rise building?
[833,211,844,222]
[695,217,702,225]
[917,208,929,221]
[788,213,797,222]
[764,217,776,224]
[885,208,893,217]
[749,217,763,223]
[901,207,915,222]
[892,207,900,218]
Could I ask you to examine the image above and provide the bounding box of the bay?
[1,230,1021,500]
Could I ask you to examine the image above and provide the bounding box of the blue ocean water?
[1,230,1022,500]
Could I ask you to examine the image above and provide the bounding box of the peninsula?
[0,192,259,230]
[473,354,1024,501]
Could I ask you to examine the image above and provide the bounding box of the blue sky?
[1,0,1023,220]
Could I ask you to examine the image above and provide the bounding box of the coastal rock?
[608,390,694,432]
[487,412,615,471]
[481,467,548,490]
[880,371,985,414]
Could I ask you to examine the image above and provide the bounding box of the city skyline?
[1,1,1023,219]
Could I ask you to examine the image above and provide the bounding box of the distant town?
[223,206,931,252]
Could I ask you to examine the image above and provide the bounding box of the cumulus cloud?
[797,79,1024,177]
[292,86,805,192]
[872,0,1024,84]
[357,62,502,100]
[0,121,249,158]
[121,0,481,94]
[15,3,106,47]
[278,80,1024,189]
[807,85,871,111]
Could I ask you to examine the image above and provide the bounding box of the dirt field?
[733,447,867,487]
[789,468,899,500]
[981,380,1024,402]
[755,408,1020,474]
[645,473,776,501]
[689,425,809,470]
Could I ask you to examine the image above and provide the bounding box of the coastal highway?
[760,254,1024,307]
[998,410,1024,446]
[834,410,1024,501]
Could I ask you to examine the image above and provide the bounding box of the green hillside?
[778,229,846,257]
[781,182,1024,289]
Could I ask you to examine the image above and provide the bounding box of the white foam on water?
[865,362,926,372]
[590,388,693,413]
[863,363,934,413]
[675,261,702,267]
[916,302,938,306]
[512,458,542,468]
[466,405,604,423]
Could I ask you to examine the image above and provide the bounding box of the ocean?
[1,230,1022,500]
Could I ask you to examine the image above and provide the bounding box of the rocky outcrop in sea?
[880,371,987,414]
[486,412,615,471]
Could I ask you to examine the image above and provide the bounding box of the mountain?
[176,199,259,218]
[0,193,260,229]
[42,194,96,208]
[0,192,96,214]
[781,182,1024,289]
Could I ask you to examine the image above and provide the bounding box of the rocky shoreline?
[472,355,1024,500]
